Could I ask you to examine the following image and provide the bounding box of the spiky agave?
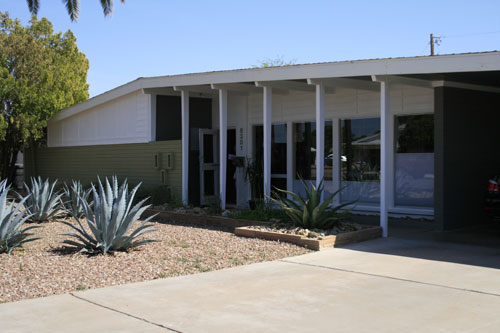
[62,180,91,218]
[22,177,63,222]
[62,176,157,254]
[0,179,39,254]
[270,177,355,230]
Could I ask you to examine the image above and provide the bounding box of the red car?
[485,174,500,221]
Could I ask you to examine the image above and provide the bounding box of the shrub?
[232,202,288,222]
[61,176,157,254]
[22,177,63,222]
[0,179,40,254]
[270,178,355,230]
[62,180,91,218]
[151,186,172,205]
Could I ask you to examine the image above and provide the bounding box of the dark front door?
[226,129,237,206]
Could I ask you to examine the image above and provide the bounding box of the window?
[395,114,434,207]
[294,121,333,181]
[340,118,380,204]
[254,124,287,196]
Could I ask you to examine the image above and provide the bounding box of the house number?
[239,128,244,152]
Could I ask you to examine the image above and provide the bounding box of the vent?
[165,153,174,170]
[153,153,161,170]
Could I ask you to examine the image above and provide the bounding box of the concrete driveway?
[2,237,500,332]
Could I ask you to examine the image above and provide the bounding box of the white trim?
[432,80,500,94]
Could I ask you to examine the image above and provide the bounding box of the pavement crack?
[279,259,500,298]
[69,292,182,332]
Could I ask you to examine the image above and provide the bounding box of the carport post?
[315,82,325,202]
[379,79,390,237]
[218,88,228,210]
[181,90,189,206]
[255,82,273,202]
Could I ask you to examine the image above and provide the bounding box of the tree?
[26,0,125,21]
[254,55,296,68]
[0,12,89,181]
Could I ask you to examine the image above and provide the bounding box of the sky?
[1,0,499,97]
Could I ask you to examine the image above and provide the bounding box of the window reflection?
[340,118,380,204]
[294,121,333,181]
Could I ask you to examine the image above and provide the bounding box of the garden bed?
[235,224,382,250]
[0,218,310,303]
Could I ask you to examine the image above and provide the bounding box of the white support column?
[219,88,228,210]
[286,121,294,196]
[181,90,190,206]
[315,83,325,201]
[332,118,341,206]
[380,80,390,237]
[263,85,272,201]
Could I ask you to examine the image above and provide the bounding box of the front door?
[199,129,219,205]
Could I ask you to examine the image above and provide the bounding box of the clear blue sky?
[1,0,499,97]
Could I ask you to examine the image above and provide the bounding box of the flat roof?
[51,51,500,122]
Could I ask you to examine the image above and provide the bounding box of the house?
[25,51,500,237]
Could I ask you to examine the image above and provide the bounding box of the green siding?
[24,141,182,199]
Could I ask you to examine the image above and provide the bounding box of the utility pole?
[430,33,435,56]
[430,34,441,56]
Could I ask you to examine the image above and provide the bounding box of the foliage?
[244,158,263,201]
[254,55,296,68]
[62,180,91,218]
[0,12,89,181]
[22,177,63,222]
[26,0,125,21]
[270,178,355,230]
[151,186,172,206]
[61,176,157,254]
[0,179,39,254]
[232,202,288,222]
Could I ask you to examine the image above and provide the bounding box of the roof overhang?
[50,51,500,122]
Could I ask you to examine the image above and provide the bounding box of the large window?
[254,124,287,196]
[340,118,380,204]
[395,114,434,207]
[294,121,333,181]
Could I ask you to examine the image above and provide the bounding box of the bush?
[0,179,40,254]
[270,178,355,230]
[151,186,172,205]
[232,202,288,222]
[21,177,63,222]
[61,176,157,254]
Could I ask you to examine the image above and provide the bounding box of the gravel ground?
[0,218,310,303]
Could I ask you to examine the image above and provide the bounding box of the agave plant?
[22,177,63,222]
[0,179,39,254]
[61,176,157,254]
[62,180,91,218]
[270,177,355,230]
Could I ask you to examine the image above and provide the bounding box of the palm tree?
[26,0,125,21]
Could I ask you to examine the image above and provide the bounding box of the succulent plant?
[61,176,157,254]
[62,180,91,218]
[0,179,39,254]
[270,177,355,230]
[22,177,63,222]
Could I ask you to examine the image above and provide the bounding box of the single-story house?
[25,51,500,237]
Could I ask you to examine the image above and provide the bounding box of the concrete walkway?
[2,237,500,332]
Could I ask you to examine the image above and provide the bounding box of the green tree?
[254,55,296,68]
[26,0,125,21]
[0,12,89,181]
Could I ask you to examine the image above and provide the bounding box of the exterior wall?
[47,90,151,147]
[24,140,182,198]
[434,87,500,230]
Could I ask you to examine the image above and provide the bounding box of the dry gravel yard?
[0,219,311,303]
